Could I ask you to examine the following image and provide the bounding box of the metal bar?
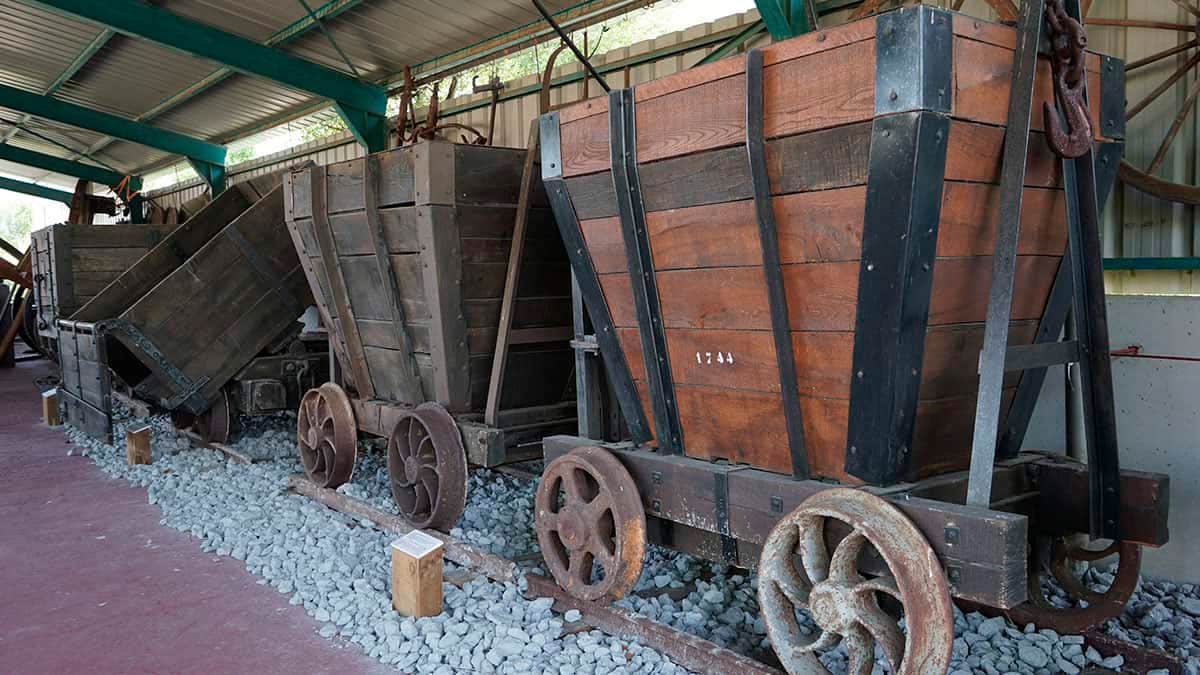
[296,0,361,78]
[965,0,1045,508]
[0,81,225,166]
[27,0,385,114]
[364,155,422,403]
[540,110,651,443]
[755,0,796,40]
[531,0,611,93]
[1004,340,1081,371]
[745,48,808,479]
[0,176,73,204]
[0,143,126,187]
[696,20,767,66]
[1104,256,1200,270]
[608,89,682,453]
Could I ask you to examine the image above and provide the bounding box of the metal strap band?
[608,88,682,453]
[99,318,210,413]
[746,48,809,480]
[539,111,652,443]
[364,153,423,403]
[844,111,950,485]
[713,471,738,564]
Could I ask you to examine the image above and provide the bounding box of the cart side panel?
[57,321,113,442]
[550,10,1108,484]
[110,186,311,412]
[74,184,259,321]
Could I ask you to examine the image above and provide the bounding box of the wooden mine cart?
[29,222,176,352]
[284,138,576,529]
[56,172,326,443]
[536,4,1171,673]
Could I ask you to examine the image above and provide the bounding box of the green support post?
[755,0,815,40]
[187,159,227,195]
[333,102,388,153]
[128,175,145,223]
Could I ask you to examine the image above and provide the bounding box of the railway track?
[168,428,1183,675]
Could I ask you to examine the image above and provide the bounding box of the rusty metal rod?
[531,0,611,93]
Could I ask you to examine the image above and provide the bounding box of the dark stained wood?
[417,203,471,411]
[937,183,1067,257]
[928,255,1060,326]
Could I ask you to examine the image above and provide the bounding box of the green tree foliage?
[0,199,33,251]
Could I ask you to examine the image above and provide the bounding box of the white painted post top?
[42,388,57,399]
[391,530,444,559]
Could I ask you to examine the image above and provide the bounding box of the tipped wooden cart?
[283,138,576,530]
[536,3,1170,673]
[55,172,326,443]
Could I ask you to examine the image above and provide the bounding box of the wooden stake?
[390,530,444,618]
[41,389,59,426]
[126,425,152,465]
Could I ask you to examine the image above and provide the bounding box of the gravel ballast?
[61,406,1197,674]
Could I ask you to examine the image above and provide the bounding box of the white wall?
[1025,295,1200,581]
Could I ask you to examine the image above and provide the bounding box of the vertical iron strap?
[745,48,809,480]
[965,0,1047,508]
[713,471,739,564]
[844,111,950,485]
[539,111,652,444]
[997,141,1124,460]
[364,154,423,403]
[608,89,683,453]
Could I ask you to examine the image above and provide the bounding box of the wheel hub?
[808,582,861,635]
[403,455,421,484]
[556,506,588,551]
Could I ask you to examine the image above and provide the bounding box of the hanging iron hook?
[1043,0,1092,158]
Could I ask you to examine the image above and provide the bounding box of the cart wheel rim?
[195,387,233,445]
[297,383,357,488]
[757,488,954,675]
[534,446,645,602]
[1005,537,1141,632]
[386,402,466,530]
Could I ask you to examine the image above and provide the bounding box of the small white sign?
[392,530,444,559]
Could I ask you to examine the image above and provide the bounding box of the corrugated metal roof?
[0,0,597,186]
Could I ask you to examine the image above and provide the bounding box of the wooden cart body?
[546,7,1123,486]
[540,6,1170,612]
[284,139,575,465]
[29,222,175,342]
[56,173,322,441]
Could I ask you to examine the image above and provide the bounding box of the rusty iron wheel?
[1005,538,1141,632]
[195,387,234,444]
[386,402,467,530]
[758,488,954,675]
[297,383,357,488]
[534,446,645,602]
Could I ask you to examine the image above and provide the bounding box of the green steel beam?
[75,0,367,167]
[0,176,73,204]
[1104,257,1200,271]
[756,0,797,40]
[187,158,227,195]
[0,82,225,165]
[28,0,386,115]
[0,143,125,187]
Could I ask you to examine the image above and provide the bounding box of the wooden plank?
[416,205,470,411]
[74,185,255,321]
[309,166,376,399]
[66,224,175,249]
[327,207,420,256]
[390,532,444,618]
[485,122,539,427]
[365,155,423,404]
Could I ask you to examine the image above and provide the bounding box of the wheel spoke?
[843,625,876,675]
[1127,51,1200,120]
[567,549,591,583]
[856,600,905,670]
[855,575,902,602]
[797,629,839,654]
[587,538,615,570]
[1147,77,1200,174]
[1169,0,1200,19]
[767,560,812,609]
[1088,18,1197,31]
[797,515,830,584]
[1127,39,1197,71]
[563,469,590,505]
[827,531,867,584]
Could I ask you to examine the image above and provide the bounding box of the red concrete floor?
[0,356,390,674]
